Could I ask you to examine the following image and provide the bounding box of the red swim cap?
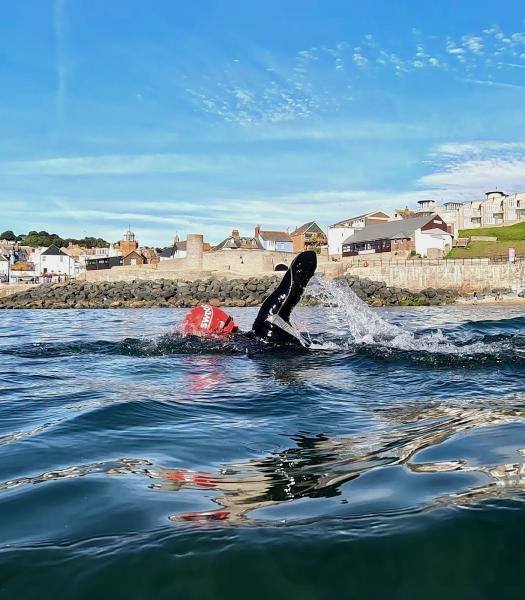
[181,305,238,336]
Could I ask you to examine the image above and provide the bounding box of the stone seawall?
[84,266,216,283]
[0,275,458,309]
[344,260,525,293]
[0,284,38,299]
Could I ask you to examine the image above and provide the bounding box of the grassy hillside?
[458,221,525,240]
[448,240,525,258]
[448,221,525,258]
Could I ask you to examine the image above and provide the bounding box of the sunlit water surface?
[1,289,525,599]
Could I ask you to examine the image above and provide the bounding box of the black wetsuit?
[251,250,317,347]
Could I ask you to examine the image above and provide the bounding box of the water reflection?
[2,403,525,524]
[158,404,525,523]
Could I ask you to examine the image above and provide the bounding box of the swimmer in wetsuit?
[181,250,317,347]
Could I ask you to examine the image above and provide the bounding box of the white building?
[254,226,293,252]
[438,202,463,234]
[9,263,39,284]
[399,190,525,235]
[39,244,76,280]
[342,214,453,258]
[24,246,46,263]
[159,237,187,261]
[460,191,525,228]
[0,254,9,281]
[328,211,391,257]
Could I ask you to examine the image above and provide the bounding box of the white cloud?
[463,78,525,90]
[435,141,525,156]
[183,22,525,125]
[352,50,368,67]
[237,119,435,142]
[2,184,453,246]
[51,206,197,227]
[0,154,218,175]
[446,43,466,56]
[462,35,484,54]
[422,141,525,196]
[419,158,525,190]
[435,143,480,155]
[498,62,525,69]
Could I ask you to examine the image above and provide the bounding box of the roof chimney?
[255,224,260,237]
[232,229,240,238]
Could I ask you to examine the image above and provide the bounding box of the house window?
[131,258,137,265]
[60,256,63,262]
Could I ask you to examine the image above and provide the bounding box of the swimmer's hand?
[266,314,311,348]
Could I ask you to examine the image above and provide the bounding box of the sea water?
[1,285,525,599]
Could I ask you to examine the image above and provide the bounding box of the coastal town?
[2,188,524,289]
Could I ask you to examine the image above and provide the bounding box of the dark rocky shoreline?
[0,275,460,309]
[334,275,458,306]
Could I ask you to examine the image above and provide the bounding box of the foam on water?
[308,278,504,356]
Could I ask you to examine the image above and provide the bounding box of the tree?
[14,230,110,248]
[21,232,65,247]
[0,230,16,241]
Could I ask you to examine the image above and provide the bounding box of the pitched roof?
[330,211,390,228]
[258,230,292,242]
[159,247,174,258]
[61,244,83,256]
[0,254,8,261]
[395,208,419,219]
[214,235,263,251]
[41,244,68,256]
[159,240,187,258]
[343,214,440,245]
[141,248,158,259]
[11,262,35,271]
[291,221,324,236]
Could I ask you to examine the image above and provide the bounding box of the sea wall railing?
[341,256,525,267]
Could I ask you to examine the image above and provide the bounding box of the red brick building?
[290,222,326,253]
[122,250,145,266]
[119,228,139,256]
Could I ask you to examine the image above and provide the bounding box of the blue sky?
[2,0,525,245]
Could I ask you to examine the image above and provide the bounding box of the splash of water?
[308,278,498,356]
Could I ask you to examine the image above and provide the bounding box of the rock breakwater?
[0,277,282,309]
[0,275,458,309]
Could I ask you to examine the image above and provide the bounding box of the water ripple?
[2,298,525,596]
